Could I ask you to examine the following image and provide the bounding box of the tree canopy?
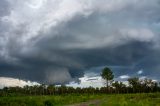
[101,67,114,88]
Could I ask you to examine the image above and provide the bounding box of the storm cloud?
[0,0,160,84]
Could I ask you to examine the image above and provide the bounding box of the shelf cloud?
[0,0,160,84]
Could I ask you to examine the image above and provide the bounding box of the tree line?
[0,67,160,96]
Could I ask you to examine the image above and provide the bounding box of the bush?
[44,100,54,106]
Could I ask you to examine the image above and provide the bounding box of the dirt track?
[67,99,101,106]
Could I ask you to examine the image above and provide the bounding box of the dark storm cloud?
[0,0,160,84]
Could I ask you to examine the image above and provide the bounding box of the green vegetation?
[0,67,160,106]
[0,93,160,106]
[100,93,160,106]
[101,67,114,89]
[0,94,103,106]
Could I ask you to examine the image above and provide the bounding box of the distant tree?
[101,67,114,89]
[128,77,141,93]
[1,76,160,96]
[47,85,55,95]
[39,84,46,95]
[112,81,126,93]
[142,78,157,93]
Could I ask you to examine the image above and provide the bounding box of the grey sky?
[0,0,160,84]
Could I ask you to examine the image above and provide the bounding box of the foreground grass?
[100,93,160,106]
[0,94,103,106]
[0,93,160,106]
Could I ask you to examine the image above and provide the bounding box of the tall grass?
[0,93,160,106]
[100,93,160,106]
[0,94,103,106]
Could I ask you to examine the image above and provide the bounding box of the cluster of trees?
[0,67,160,96]
[101,67,160,93]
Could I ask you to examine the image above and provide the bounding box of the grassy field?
[100,93,160,106]
[0,93,160,106]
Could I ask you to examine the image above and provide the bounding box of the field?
[0,93,160,106]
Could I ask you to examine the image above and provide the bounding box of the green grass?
[0,93,160,106]
[0,94,103,106]
[100,93,160,106]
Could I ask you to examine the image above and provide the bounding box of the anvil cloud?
[0,0,160,84]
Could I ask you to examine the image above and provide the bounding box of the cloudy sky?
[0,0,160,87]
